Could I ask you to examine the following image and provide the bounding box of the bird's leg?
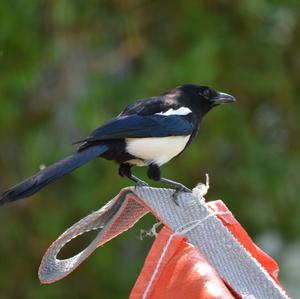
[147,164,191,205]
[118,163,148,187]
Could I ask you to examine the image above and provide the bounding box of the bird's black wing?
[120,96,171,116]
[75,114,194,150]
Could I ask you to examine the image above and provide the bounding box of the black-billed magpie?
[0,84,235,205]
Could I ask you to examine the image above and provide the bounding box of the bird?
[0,84,235,206]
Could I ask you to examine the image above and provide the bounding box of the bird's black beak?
[212,92,236,104]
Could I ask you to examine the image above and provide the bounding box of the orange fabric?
[130,200,288,299]
[130,226,236,299]
[208,200,282,288]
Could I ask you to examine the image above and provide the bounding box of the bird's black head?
[174,84,236,117]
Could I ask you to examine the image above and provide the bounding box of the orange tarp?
[130,200,287,299]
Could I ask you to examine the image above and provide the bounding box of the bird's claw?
[134,180,149,189]
[172,185,192,206]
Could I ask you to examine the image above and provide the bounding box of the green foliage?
[0,0,299,298]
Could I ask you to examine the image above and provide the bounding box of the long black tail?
[0,144,108,205]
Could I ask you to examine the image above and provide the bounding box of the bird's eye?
[202,89,211,100]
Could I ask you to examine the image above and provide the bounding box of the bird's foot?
[119,164,149,189]
[172,185,192,206]
[134,180,149,189]
[131,175,149,189]
[158,177,191,205]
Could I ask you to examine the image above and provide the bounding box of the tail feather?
[0,144,108,205]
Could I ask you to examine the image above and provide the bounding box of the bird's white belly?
[125,135,190,166]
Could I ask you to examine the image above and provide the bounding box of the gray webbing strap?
[135,187,289,299]
[39,187,289,299]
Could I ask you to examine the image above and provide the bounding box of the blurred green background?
[0,0,300,298]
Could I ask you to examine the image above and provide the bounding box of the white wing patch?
[155,107,192,116]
